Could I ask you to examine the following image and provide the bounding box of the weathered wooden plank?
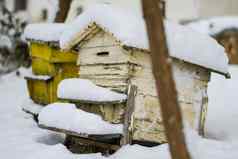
[80,74,130,80]
[79,29,121,49]
[79,46,132,65]
[58,98,127,105]
[38,124,121,151]
[198,95,208,136]
[65,135,120,152]
[128,51,211,82]
[84,78,128,93]
[131,71,209,102]
[80,63,135,77]
[122,85,137,145]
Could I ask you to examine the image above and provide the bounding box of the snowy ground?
[1,68,238,159]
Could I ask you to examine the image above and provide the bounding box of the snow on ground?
[1,67,238,159]
[0,69,78,159]
[21,98,43,115]
[206,65,238,141]
[112,129,238,159]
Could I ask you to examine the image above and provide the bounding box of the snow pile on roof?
[60,5,229,75]
[57,78,127,102]
[23,5,229,75]
[60,5,147,50]
[187,17,238,35]
[23,23,69,42]
[38,103,123,134]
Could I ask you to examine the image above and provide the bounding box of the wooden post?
[142,1,191,159]
[122,85,137,145]
[54,0,72,23]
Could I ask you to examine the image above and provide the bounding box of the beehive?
[28,7,229,146]
[64,24,228,144]
[26,42,79,105]
[25,76,54,105]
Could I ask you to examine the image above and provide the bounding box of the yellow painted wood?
[61,63,80,78]
[32,58,80,77]
[32,58,58,76]
[26,63,79,105]
[30,43,78,63]
[26,78,52,105]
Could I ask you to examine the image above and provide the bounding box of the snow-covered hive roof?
[24,23,69,42]
[23,5,229,76]
[187,17,238,36]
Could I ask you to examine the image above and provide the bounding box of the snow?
[38,103,123,135]
[207,65,238,141]
[1,65,238,159]
[23,5,229,76]
[110,129,238,159]
[1,6,238,159]
[21,98,43,115]
[22,68,52,80]
[57,78,127,102]
[47,0,60,22]
[27,0,60,23]
[59,5,229,75]
[187,17,238,35]
[0,68,72,159]
[23,23,69,42]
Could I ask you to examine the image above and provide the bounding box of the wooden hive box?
[76,30,206,143]
[31,9,229,146]
[25,76,54,105]
[64,23,228,144]
[25,64,79,105]
[30,42,78,76]
[25,41,79,105]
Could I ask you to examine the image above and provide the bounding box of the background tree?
[14,0,27,12]
[54,0,72,22]
[0,4,29,74]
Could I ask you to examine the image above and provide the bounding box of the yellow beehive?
[26,42,79,105]
[26,65,79,105]
[30,43,78,63]
[25,77,54,105]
